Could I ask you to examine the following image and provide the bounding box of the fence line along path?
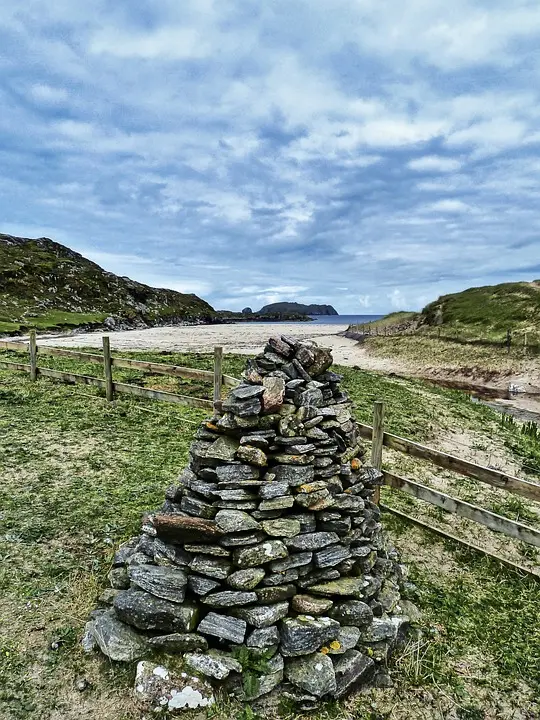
[365,401,540,578]
[0,332,240,410]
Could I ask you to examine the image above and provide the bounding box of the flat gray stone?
[128,565,187,604]
[187,575,222,596]
[184,651,242,680]
[314,544,351,569]
[244,652,284,700]
[215,510,261,534]
[261,519,301,538]
[255,584,296,603]
[280,616,340,657]
[205,436,239,462]
[258,496,295,511]
[114,590,199,632]
[216,465,260,483]
[148,633,208,653]
[227,568,266,590]
[273,465,315,486]
[328,626,361,655]
[233,602,289,628]
[285,532,339,551]
[184,544,230,557]
[284,652,336,697]
[259,481,290,499]
[246,625,280,648]
[360,617,400,642]
[233,540,288,567]
[202,591,258,608]
[270,551,312,572]
[91,609,147,662]
[330,600,374,627]
[231,384,266,400]
[291,595,333,615]
[189,556,232,580]
[333,649,375,698]
[308,577,365,598]
[198,612,246,644]
[236,445,268,466]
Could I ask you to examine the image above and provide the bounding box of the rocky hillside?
[0,233,214,334]
[258,302,338,316]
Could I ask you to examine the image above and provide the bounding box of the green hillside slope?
[421,281,540,334]
[0,233,214,333]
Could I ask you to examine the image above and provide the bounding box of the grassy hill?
[0,233,214,334]
[421,281,540,336]
[365,281,540,341]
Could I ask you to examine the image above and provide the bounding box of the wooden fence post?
[29,329,37,381]
[371,401,384,504]
[213,346,223,403]
[102,336,114,401]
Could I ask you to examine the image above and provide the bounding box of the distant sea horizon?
[234,314,384,326]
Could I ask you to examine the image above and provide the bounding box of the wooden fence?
[0,331,239,410]
[364,402,540,577]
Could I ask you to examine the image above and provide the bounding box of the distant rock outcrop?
[258,302,338,316]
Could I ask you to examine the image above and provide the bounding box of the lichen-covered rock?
[215,510,261,533]
[202,590,258,608]
[233,540,288,567]
[280,616,340,657]
[148,633,208,653]
[185,651,242,680]
[233,602,289,628]
[90,609,147,662]
[291,595,333,615]
[330,600,373,627]
[134,661,214,712]
[285,532,339,551]
[284,652,336,697]
[227,567,266,590]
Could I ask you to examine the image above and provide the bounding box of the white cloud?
[29,84,68,103]
[408,155,462,172]
[425,199,472,213]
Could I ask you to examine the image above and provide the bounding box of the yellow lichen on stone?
[350,457,362,471]
[320,647,329,655]
[330,640,341,650]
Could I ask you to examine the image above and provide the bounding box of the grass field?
[1,351,539,719]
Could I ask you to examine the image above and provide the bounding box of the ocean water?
[234,314,383,326]
[309,314,383,325]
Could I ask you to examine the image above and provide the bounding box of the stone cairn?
[85,337,411,712]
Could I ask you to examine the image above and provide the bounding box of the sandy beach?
[37,322,381,367]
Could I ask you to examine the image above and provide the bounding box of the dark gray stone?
[216,464,260,483]
[287,513,317,532]
[273,465,315,486]
[298,388,323,407]
[215,510,261,533]
[214,488,258,501]
[128,565,187,603]
[189,556,232,580]
[184,544,230,557]
[270,551,312,572]
[180,496,217,519]
[198,612,246,644]
[114,590,198,632]
[205,436,239,462]
[227,568,266,590]
[285,532,339,551]
[148,633,208,653]
[258,481,290,499]
[187,575,222,596]
[233,602,289,628]
[284,652,336,696]
[222,395,262,417]
[233,540,288,567]
[314,544,351,569]
[262,570,299,586]
[261,518,301,537]
[332,649,375,698]
[220,531,266,547]
[230,384,266,400]
[202,591,258,608]
[91,609,147,662]
[280,616,340,657]
[246,625,279,648]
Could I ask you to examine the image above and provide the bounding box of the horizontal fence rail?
[357,422,540,503]
[383,470,540,548]
[0,334,238,409]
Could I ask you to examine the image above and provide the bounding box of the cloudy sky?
[2,1,540,314]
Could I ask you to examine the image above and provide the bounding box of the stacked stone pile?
[85,336,412,711]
